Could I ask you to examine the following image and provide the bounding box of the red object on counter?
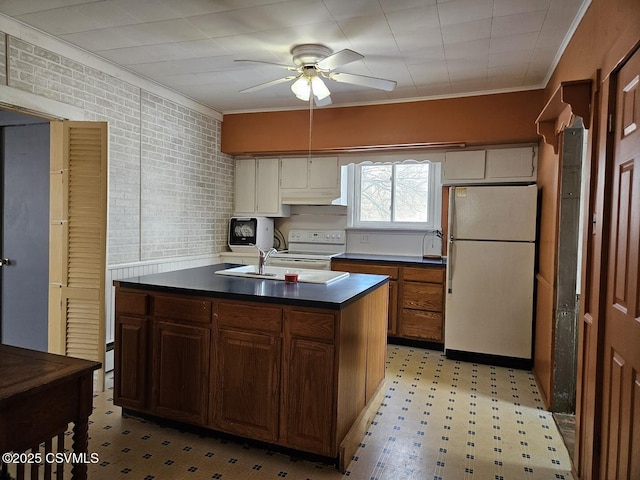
[285,273,298,283]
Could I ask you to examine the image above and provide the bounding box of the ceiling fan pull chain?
[308,95,314,161]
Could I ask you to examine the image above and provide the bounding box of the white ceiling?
[0,0,588,114]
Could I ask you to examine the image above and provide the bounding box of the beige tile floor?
[6,345,574,479]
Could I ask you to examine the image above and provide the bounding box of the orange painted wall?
[221,90,544,155]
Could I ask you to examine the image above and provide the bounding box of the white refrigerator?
[444,184,537,362]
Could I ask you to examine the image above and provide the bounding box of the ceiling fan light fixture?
[311,76,330,100]
[291,76,311,101]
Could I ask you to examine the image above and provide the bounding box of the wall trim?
[0,14,222,121]
[0,84,85,120]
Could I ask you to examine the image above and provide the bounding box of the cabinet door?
[214,329,281,442]
[255,157,281,215]
[400,310,443,341]
[114,315,148,410]
[280,157,308,189]
[442,150,486,184]
[308,157,338,189]
[151,321,210,425]
[282,337,334,456]
[402,282,443,311]
[234,158,256,214]
[486,147,535,180]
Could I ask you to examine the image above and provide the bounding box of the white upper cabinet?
[280,157,309,189]
[280,156,342,204]
[442,150,486,182]
[485,147,537,180]
[234,157,290,217]
[442,146,536,185]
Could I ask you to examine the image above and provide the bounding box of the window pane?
[360,164,391,222]
[394,164,430,222]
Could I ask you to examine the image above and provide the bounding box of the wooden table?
[0,344,101,480]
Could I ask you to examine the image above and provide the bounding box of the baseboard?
[445,349,532,370]
[387,336,445,351]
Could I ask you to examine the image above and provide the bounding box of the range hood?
[281,165,347,206]
[281,190,346,206]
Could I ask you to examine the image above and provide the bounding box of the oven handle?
[268,257,331,270]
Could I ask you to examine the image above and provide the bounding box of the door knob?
[0,258,11,266]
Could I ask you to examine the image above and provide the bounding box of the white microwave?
[228,217,274,252]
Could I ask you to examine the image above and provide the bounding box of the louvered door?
[49,121,107,389]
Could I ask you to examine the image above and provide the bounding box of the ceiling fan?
[235,44,397,106]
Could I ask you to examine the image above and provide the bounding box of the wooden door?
[574,72,605,480]
[600,47,640,479]
[282,336,334,455]
[151,321,210,425]
[213,328,281,442]
[114,315,148,410]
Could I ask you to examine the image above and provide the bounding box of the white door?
[449,185,537,241]
[445,240,535,359]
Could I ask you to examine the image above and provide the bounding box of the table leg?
[70,418,88,480]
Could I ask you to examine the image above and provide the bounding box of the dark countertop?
[332,253,447,267]
[114,264,389,310]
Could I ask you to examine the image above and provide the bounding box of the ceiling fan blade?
[329,72,397,91]
[234,59,297,71]
[316,49,363,71]
[239,76,297,93]
[315,95,332,107]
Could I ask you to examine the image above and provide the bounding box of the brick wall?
[3,34,233,265]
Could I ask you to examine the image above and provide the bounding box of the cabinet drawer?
[217,302,282,333]
[332,261,398,280]
[116,291,148,315]
[286,310,335,341]
[402,282,443,311]
[403,266,445,284]
[400,310,443,341]
[154,296,212,323]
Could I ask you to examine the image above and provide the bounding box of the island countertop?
[114,263,389,310]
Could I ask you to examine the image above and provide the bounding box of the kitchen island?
[113,264,389,471]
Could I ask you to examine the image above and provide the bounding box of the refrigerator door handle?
[447,239,454,294]
[448,186,455,241]
[447,187,455,294]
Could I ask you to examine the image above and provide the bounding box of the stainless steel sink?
[215,265,349,284]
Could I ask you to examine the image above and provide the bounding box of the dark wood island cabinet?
[113,264,388,471]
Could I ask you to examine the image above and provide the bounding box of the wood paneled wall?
[534,0,640,477]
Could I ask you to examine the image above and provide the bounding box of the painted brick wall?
[4,34,233,265]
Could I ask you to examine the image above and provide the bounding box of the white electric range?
[269,229,346,270]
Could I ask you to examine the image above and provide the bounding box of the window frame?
[348,159,442,230]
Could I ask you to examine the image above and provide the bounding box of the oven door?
[268,256,331,270]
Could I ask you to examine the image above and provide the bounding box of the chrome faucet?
[254,245,277,275]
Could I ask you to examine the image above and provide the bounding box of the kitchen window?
[348,159,441,229]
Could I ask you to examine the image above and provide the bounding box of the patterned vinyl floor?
[6,345,574,480]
